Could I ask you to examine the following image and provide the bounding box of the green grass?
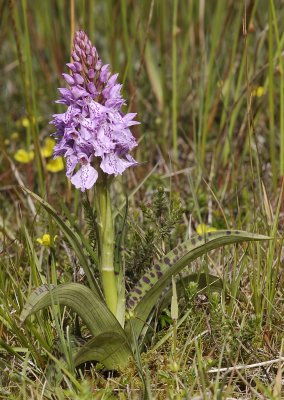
[1,0,284,398]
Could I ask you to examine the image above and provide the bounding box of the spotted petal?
[100,152,136,176]
[71,164,98,191]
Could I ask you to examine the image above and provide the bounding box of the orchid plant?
[20,31,269,372]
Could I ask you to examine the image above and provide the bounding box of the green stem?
[95,177,118,315]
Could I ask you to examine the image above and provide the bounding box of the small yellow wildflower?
[252,86,265,98]
[22,116,37,128]
[41,137,56,158]
[46,157,64,173]
[36,234,51,247]
[22,117,30,128]
[36,233,58,247]
[4,139,10,146]
[11,132,19,140]
[14,149,34,163]
[196,224,217,235]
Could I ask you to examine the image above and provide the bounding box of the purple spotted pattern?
[51,31,139,191]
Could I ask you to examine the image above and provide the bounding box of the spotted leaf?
[125,230,270,341]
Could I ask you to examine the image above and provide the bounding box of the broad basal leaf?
[74,332,132,370]
[125,230,270,341]
[20,283,125,339]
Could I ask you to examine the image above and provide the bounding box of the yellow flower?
[46,157,64,173]
[41,137,64,172]
[36,234,51,247]
[252,86,265,98]
[22,117,30,128]
[22,116,36,128]
[36,233,58,247]
[41,137,56,158]
[11,132,19,140]
[14,149,34,163]
[196,224,217,235]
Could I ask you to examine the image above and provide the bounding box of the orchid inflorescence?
[51,30,139,191]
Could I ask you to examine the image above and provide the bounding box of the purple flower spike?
[51,30,139,192]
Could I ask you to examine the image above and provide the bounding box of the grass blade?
[20,186,101,297]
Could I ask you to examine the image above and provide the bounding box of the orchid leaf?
[74,332,132,369]
[20,283,133,369]
[20,283,124,339]
[20,186,101,297]
[125,230,270,340]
